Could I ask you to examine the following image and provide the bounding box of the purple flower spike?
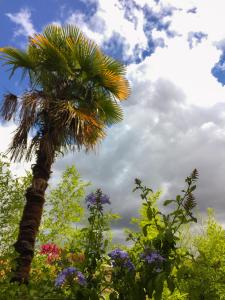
[77,271,87,286]
[55,267,87,287]
[55,274,66,287]
[85,189,111,210]
[141,251,165,265]
[108,249,129,260]
[108,249,135,271]
[100,194,110,205]
[62,266,77,275]
[124,260,135,271]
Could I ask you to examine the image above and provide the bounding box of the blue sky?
[0,0,225,240]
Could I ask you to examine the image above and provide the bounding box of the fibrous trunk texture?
[11,144,54,284]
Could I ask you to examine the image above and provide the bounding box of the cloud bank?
[1,0,225,242]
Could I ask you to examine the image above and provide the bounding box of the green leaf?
[154,273,165,300]
[147,207,153,220]
[190,184,196,192]
[109,292,118,300]
[147,279,154,298]
[170,209,183,217]
[176,195,181,202]
[163,199,175,206]
[142,224,150,236]
[167,276,175,293]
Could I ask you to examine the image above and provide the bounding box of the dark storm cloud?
[53,77,225,232]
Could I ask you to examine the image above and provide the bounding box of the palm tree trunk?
[11,142,55,284]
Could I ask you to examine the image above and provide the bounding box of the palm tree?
[0,25,130,283]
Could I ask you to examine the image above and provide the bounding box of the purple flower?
[124,260,135,271]
[55,274,66,287]
[85,189,110,210]
[77,271,87,286]
[85,193,96,206]
[100,194,110,205]
[108,249,129,260]
[55,267,77,287]
[55,267,87,287]
[141,251,165,264]
[62,267,77,275]
[108,249,135,271]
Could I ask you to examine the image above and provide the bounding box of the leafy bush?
[0,155,31,256]
[177,209,225,300]
[1,155,225,300]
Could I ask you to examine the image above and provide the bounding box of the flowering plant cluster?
[0,164,200,300]
[55,267,87,287]
[108,248,135,271]
[141,250,165,273]
[141,251,165,264]
[40,243,60,263]
[85,189,110,211]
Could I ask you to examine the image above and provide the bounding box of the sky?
[0,0,225,241]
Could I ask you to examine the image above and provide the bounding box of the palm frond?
[0,47,34,79]
[101,55,126,75]
[30,34,72,75]
[7,91,44,161]
[95,96,123,125]
[52,101,102,128]
[99,69,130,100]
[0,93,18,121]
[8,123,29,161]
[50,101,105,150]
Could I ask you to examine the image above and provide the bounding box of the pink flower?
[40,243,60,263]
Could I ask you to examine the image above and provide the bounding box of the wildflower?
[108,249,129,260]
[55,273,66,287]
[108,249,135,271]
[55,267,87,287]
[40,243,60,255]
[77,271,87,286]
[123,259,135,271]
[63,267,77,275]
[85,189,110,210]
[141,251,165,264]
[40,243,60,263]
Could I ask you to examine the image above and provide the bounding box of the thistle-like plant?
[126,169,199,300]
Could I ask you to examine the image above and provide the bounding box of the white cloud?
[0,123,16,153]
[0,123,32,177]
[6,8,36,37]
[129,36,225,107]
[1,0,225,234]
[55,0,225,228]
[66,0,149,59]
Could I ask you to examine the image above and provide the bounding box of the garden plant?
[2,154,224,299]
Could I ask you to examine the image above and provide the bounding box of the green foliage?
[177,209,225,300]
[38,165,89,247]
[0,155,31,255]
[1,160,225,300]
[123,170,198,300]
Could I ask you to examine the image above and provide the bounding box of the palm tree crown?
[0,25,130,161]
